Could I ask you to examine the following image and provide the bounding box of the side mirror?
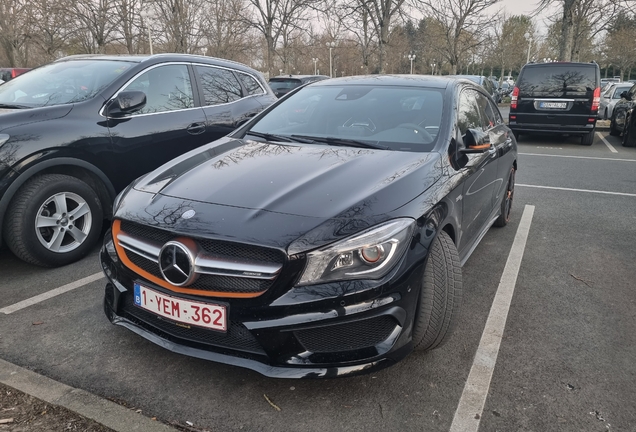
[106,91,146,117]
[459,128,492,154]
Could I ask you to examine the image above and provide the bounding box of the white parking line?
[450,205,535,432]
[517,184,636,197]
[519,153,636,162]
[0,272,104,315]
[597,132,618,153]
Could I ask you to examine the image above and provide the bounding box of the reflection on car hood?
[134,137,442,219]
[0,105,73,132]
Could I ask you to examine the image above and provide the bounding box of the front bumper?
[100,232,424,378]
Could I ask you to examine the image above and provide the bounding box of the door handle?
[187,122,206,135]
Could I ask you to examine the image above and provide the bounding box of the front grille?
[295,316,398,353]
[119,220,283,295]
[120,221,285,263]
[121,293,265,355]
[127,250,275,294]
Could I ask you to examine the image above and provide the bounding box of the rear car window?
[518,65,597,98]
[269,79,301,91]
[237,73,264,96]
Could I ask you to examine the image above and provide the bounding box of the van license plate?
[133,283,227,332]
[540,102,567,109]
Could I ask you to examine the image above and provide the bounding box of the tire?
[610,115,620,136]
[623,115,636,147]
[581,128,595,146]
[494,167,515,227]
[3,174,103,267]
[412,231,462,352]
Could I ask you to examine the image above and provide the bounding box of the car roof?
[310,74,457,89]
[270,75,329,80]
[54,53,262,76]
[523,62,598,68]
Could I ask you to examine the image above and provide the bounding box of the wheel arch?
[0,158,116,247]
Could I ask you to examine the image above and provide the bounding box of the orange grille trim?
[112,219,267,298]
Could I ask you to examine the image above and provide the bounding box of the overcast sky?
[500,0,540,16]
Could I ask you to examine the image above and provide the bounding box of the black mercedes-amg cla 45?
[100,75,518,378]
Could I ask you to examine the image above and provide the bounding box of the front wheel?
[412,231,463,352]
[3,174,103,267]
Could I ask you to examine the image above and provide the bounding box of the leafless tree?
[114,0,143,54]
[0,0,34,66]
[538,0,625,61]
[72,0,118,54]
[150,0,205,53]
[30,0,76,61]
[339,0,408,73]
[242,0,318,77]
[201,0,253,61]
[419,0,500,75]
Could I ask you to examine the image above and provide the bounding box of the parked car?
[0,67,31,82]
[268,74,329,98]
[100,75,518,378]
[509,61,601,145]
[609,83,636,137]
[600,82,632,120]
[502,75,514,86]
[0,54,276,267]
[450,75,499,102]
[500,82,512,97]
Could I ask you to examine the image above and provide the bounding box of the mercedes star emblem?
[159,241,196,286]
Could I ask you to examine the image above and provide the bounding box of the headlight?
[0,134,9,148]
[297,218,416,286]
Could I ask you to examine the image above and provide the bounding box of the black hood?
[120,137,441,252]
[0,104,73,132]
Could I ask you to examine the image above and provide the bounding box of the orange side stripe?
[111,219,266,299]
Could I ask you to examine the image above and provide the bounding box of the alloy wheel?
[34,192,93,253]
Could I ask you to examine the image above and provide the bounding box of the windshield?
[0,60,134,108]
[247,84,445,152]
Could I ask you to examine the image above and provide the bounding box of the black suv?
[508,62,601,145]
[268,75,329,98]
[0,54,276,267]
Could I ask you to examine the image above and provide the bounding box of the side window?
[124,64,194,114]
[629,85,636,99]
[196,66,242,105]
[476,92,500,129]
[457,89,482,135]
[237,72,264,96]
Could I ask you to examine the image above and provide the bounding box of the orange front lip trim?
[111,219,267,299]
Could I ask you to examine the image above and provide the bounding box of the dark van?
[508,62,601,145]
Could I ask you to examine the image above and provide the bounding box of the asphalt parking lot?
[1,131,635,432]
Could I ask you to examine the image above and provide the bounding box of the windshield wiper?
[246,131,316,144]
[291,135,389,150]
[0,103,30,109]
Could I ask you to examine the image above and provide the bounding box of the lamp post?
[312,58,318,75]
[140,10,153,55]
[326,41,336,78]
[408,53,416,74]
[431,62,436,75]
[524,32,532,64]
[201,47,207,56]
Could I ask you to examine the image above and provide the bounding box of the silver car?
[600,83,633,120]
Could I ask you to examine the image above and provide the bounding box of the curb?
[0,357,177,432]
